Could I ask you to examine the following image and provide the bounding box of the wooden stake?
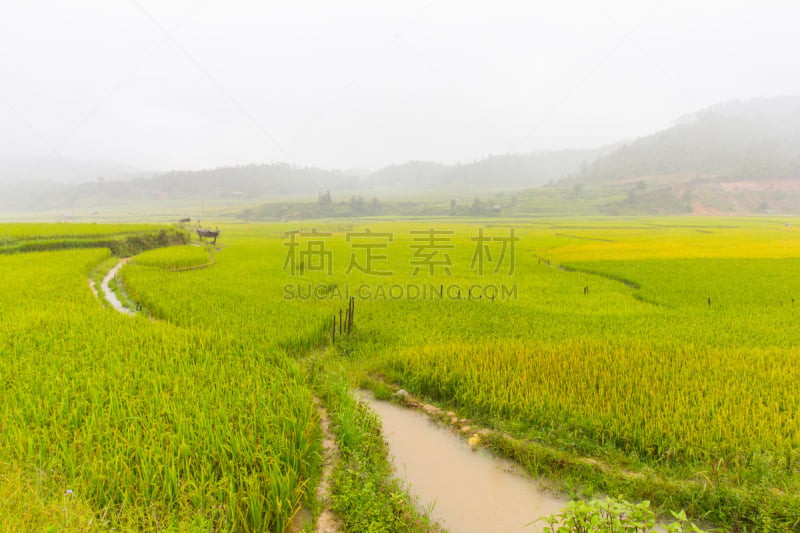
[348,297,354,334]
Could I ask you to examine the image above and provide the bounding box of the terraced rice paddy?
[1,218,799,531]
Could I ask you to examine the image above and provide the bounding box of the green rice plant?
[134,245,213,271]
[4,218,800,532]
[0,247,322,531]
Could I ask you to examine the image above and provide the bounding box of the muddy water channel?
[101,258,133,315]
[364,396,568,533]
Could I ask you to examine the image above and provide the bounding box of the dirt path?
[313,400,343,533]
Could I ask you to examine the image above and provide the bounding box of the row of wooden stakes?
[332,296,355,341]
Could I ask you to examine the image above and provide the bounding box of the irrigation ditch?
[100,258,134,315]
[362,391,568,532]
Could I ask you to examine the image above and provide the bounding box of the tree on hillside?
[350,195,366,215]
[469,197,483,216]
[318,190,332,206]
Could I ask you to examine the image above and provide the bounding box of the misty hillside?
[0,158,153,185]
[0,164,360,212]
[3,96,800,216]
[578,95,800,183]
[368,149,607,189]
[0,151,605,212]
[142,164,358,196]
[366,161,449,188]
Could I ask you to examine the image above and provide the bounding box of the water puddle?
[364,395,568,533]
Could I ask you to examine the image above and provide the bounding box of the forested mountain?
[4,96,800,215]
[0,158,151,185]
[1,152,605,211]
[368,149,606,189]
[147,164,358,196]
[578,95,800,183]
[0,164,359,211]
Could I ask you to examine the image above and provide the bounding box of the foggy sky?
[1,1,799,173]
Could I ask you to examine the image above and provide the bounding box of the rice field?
[0,248,321,531]
[0,222,165,242]
[0,223,187,255]
[133,245,213,271]
[1,217,799,531]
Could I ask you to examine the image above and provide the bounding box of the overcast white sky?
[1,1,799,172]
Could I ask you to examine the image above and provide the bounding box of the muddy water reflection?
[364,396,568,533]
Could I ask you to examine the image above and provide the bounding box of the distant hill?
[0,158,152,185]
[578,95,800,184]
[536,95,800,216]
[138,164,358,197]
[0,158,156,212]
[4,96,800,215]
[367,149,607,189]
[0,151,607,212]
[0,163,360,212]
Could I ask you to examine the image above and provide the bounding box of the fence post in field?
[348,297,354,334]
[708,297,711,307]
[339,308,343,334]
